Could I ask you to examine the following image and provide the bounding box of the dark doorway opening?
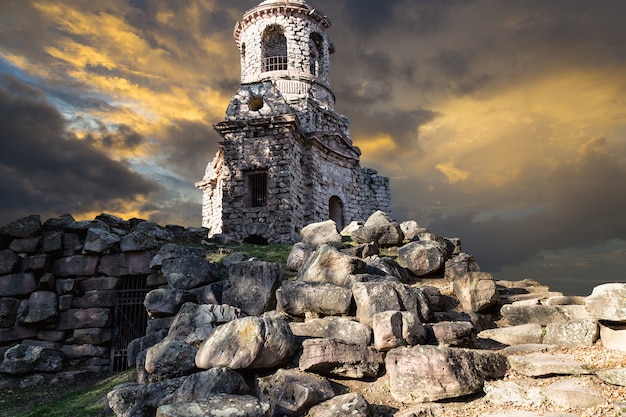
[244,234,269,245]
[329,196,344,230]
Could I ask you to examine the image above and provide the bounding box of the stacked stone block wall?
[0,214,206,376]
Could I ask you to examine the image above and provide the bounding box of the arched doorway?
[329,196,344,230]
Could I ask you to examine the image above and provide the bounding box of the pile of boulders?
[107,211,624,417]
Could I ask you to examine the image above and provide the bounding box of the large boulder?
[166,303,243,345]
[156,395,270,417]
[107,368,249,417]
[385,346,507,403]
[299,338,383,379]
[300,220,342,247]
[257,368,335,417]
[289,317,372,346]
[397,241,447,276]
[83,228,121,253]
[286,242,316,272]
[222,261,282,316]
[298,244,366,287]
[144,288,197,319]
[585,283,626,321]
[351,211,404,247]
[196,317,295,370]
[162,255,220,290]
[150,243,207,269]
[352,281,432,327]
[543,319,599,348]
[0,344,64,375]
[453,272,500,312]
[364,255,413,283]
[0,214,41,238]
[278,281,353,317]
[120,221,174,252]
[145,340,198,379]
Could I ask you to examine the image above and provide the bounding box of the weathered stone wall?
[0,214,206,376]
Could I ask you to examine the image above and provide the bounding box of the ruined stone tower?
[196,0,392,243]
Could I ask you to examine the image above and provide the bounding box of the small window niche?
[245,171,268,208]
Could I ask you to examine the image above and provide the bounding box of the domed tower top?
[234,0,336,109]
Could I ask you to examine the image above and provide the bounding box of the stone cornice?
[234,2,331,47]
[213,114,301,135]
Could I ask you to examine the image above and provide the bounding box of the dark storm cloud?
[0,75,159,225]
[83,123,145,150]
[427,137,626,272]
[351,108,438,149]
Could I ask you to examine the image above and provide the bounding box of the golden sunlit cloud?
[435,161,470,184]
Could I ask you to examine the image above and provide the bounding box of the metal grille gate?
[109,276,149,373]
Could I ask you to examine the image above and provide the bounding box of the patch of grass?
[207,243,293,265]
[1,370,135,417]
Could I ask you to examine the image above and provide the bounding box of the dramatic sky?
[1,0,625,295]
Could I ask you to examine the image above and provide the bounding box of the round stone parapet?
[234,0,331,46]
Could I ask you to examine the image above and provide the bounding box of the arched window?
[329,196,344,230]
[241,43,246,66]
[262,25,287,72]
[309,33,324,76]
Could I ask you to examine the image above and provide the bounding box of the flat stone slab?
[501,344,559,355]
[507,353,594,377]
[484,381,544,407]
[478,324,543,346]
[597,368,626,387]
[156,395,270,417]
[545,379,604,409]
[480,412,579,417]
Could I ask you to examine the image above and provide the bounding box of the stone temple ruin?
[196,0,392,244]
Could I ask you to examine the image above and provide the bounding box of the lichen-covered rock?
[258,368,335,417]
[351,211,404,247]
[120,221,174,252]
[453,272,500,312]
[83,228,121,253]
[0,214,41,238]
[145,340,198,379]
[397,241,446,277]
[298,244,366,287]
[196,317,295,370]
[162,255,220,290]
[372,311,425,351]
[222,260,282,316]
[0,344,64,375]
[300,220,342,247]
[166,302,242,345]
[144,288,197,319]
[543,319,599,348]
[156,395,270,417]
[478,324,543,346]
[278,281,353,317]
[290,317,373,346]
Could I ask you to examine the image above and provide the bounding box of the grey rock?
[72,290,116,308]
[72,328,111,344]
[543,319,599,348]
[290,317,373,346]
[299,338,383,379]
[500,305,571,326]
[22,254,50,272]
[193,282,223,305]
[480,412,579,417]
[196,317,295,370]
[507,353,594,377]
[352,281,432,327]
[167,302,243,345]
[98,252,154,276]
[57,308,111,330]
[120,221,174,252]
[298,244,366,287]
[83,228,121,253]
[398,241,446,277]
[372,311,426,351]
[145,340,198,379]
[352,215,404,247]
[399,220,425,242]
[597,368,626,386]
[300,220,342,247]
[51,255,99,277]
[394,405,445,417]
[223,261,282,316]
[0,344,63,374]
[0,249,19,275]
[149,243,207,269]
[42,231,63,253]
[585,283,626,321]
[23,291,57,324]
[453,271,500,312]
[364,255,413,283]
[162,255,220,290]
[9,237,40,253]
[546,379,604,409]
[257,368,335,417]
[107,368,249,417]
[286,242,316,272]
[444,252,480,281]
[478,324,544,346]
[144,288,197,319]
[385,346,507,403]
[278,281,353,317]
[0,272,37,297]
[156,396,270,417]
[79,277,120,291]
[0,214,41,238]
[545,296,586,306]
[305,393,371,417]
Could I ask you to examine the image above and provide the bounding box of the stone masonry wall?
[0,214,207,376]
